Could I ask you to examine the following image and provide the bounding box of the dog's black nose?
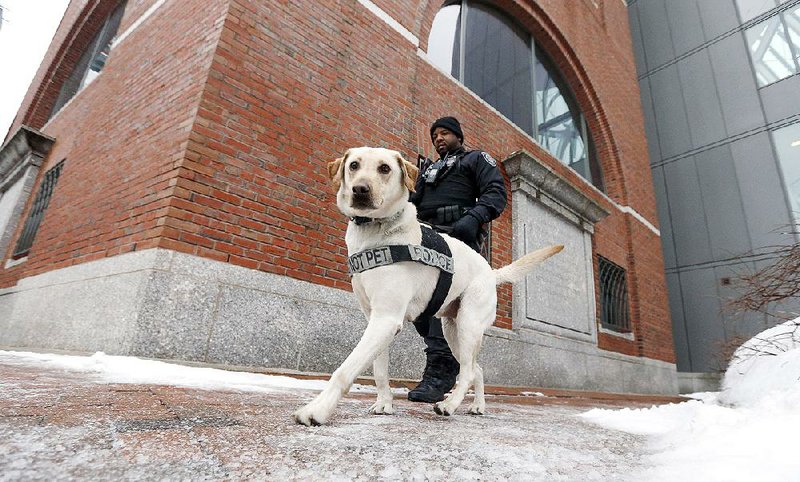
[352,184,370,195]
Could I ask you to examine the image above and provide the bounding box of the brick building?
[0,0,677,394]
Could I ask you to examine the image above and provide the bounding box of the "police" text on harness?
[408,245,454,273]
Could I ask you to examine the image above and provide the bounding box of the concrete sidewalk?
[0,358,684,481]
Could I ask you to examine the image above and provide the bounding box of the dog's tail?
[494,245,564,286]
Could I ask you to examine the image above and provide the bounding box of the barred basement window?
[12,161,65,258]
[598,256,631,333]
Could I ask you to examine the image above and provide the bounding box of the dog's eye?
[349,161,359,171]
[378,164,391,174]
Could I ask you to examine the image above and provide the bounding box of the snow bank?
[581,393,800,481]
[581,317,800,481]
[0,350,389,394]
[718,319,800,407]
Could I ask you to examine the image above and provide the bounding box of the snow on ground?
[582,318,800,482]
[4,316,800,482]
[0,350,394,395]
[1,351,647,481]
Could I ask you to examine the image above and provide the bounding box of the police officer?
[407,116,507,403]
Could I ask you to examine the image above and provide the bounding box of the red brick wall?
[2,0,675,364]
[515,0,672,363]
[0,0,228,286]
[115,0,161,34]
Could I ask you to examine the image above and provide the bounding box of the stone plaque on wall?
[502,151,609,344]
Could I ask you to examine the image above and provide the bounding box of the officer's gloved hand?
[451,213,482,245]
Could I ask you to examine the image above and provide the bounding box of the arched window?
[50,1,127,118]
[428,1,604,190]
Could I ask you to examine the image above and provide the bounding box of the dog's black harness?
[348,225,453,320]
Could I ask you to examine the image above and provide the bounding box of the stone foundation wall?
[0,248,677,395]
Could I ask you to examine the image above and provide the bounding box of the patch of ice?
[520,391,548,397]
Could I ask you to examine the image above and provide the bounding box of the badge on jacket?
[481,152,497,167]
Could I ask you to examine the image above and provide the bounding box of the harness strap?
[419,225,453,320]
[347,225,453,320]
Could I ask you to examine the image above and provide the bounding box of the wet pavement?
[0,357,684,481]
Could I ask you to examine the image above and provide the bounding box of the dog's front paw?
[292,403,330,426]
[368,399,395,415]
[467,402,485,415]
[433,401,454,416]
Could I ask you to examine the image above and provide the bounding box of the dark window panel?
[13,161,66,258]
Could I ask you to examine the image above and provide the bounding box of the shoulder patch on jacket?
[481,152,497,167]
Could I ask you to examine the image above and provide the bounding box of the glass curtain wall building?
[628,0,800,374]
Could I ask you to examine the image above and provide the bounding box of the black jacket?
[410,147,507,226]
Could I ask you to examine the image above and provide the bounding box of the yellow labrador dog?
[292,147,562,426]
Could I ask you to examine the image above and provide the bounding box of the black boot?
[408,352,460,403]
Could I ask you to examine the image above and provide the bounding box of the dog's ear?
[395,152,419,192]
[327,157,343,192]
[327,150,348,193]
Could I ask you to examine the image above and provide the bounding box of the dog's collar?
[351,216,374,226]
[350,208,404,227]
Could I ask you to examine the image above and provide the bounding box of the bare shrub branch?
[728,225,800,319]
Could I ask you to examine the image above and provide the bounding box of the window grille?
[12,161,65,258]
[598,256,631,333]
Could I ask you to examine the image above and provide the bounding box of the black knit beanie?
[430,116,464,142]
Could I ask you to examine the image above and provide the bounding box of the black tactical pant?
[413,315,450,356]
